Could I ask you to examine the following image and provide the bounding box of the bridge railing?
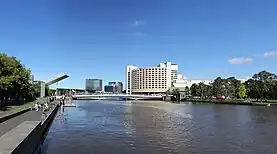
[71,94,163,98]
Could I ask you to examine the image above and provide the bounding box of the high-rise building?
[116,82,123,93]
[104,81,123,93]
[126,62,178,94]
[126,66,138,94]
[158,62,178,82]
[85,79,103,92]
[104,85,115,93]
[108,82,116,85]
[29,74,34,84]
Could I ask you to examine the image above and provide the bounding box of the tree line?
[171,71,277,101]
[0,53,45,108]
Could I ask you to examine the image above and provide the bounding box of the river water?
[41,100,277,154]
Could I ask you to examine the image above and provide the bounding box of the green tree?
[199,82,205,99]
[0,53,34,108]
[252,71,277,101]
[32,82,51,98]
[212,77,225,96]
[171,88,180,100]
[190,84,200,97]
[165,89,171,95]
[165,88,180,100]
[226,77,242,98]
[185,86,190,97]
[237,85,247,98]
[267,81,277,100]
[244,79,260,101]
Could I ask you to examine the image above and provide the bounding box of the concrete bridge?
[71,94,163,100]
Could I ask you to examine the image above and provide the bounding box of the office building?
[108,82,116,85]
[104,85,115,93]
[85,79,103,92]
[104,81,123,93]
[126,62,178,94]
[116,82,123,93]
[158,62,178,82]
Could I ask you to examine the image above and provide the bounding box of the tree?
[244,79,260,100]
[211,77,242,98]
[252,71,277,101]
[165,89,171,95]
[171,88,180,95]
[190,83,200,97]
[199,82,205,99]
[185,86,190,97]
[267,81,277,100]
[212,77,225,96]
[203,84,212,98]
[165,88,180,101]
[226,77,242,98]
[0,53,35,108]
[171,88,180,100]
[237,85,247,98]
[32,82,51,98]
[198,82,210,99]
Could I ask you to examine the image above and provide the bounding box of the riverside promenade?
[0,97,60,154]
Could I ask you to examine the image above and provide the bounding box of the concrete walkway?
[0,110,41,137]
[0,101,58,137]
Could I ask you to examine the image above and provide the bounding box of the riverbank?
[180,99,277,106]
[0,99,60,154]
[0,97,55,119]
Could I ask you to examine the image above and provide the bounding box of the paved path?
[0,110,41,137]
[0,101,58,137]
[0,111,6,117]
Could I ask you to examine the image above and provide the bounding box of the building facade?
[104,82,123,93]
[126,62,178,94]
[172,79,213,89]
[104,85,115,93]
[158,62,178,82]
[116,82,123,93]
[126,66,138,94]
[85,79,103,92]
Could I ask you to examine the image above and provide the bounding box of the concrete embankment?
[41,101,60,142]
[181,100,277,106]
[0,100,60,154]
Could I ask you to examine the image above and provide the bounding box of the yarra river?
[41,100,277,154]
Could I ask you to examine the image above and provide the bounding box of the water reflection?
[41,101,277,154]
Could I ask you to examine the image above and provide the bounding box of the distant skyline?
[1,0,277,89]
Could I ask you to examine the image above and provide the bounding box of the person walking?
[62,94,65,105]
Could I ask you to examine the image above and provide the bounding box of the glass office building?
[85,79,103,92]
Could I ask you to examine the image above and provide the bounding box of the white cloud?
[263,51,277,58]
[227,57,253,64]
[133,20,145,27]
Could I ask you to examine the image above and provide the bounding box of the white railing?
[72,94,163,98]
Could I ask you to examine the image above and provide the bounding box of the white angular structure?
[40,73,69,97]
[172,79,213,89]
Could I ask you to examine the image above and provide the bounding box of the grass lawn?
[223,99,245,102]
[187,98,245,103]
[267,100,277,103]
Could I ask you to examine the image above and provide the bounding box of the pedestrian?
[62,94,65,105]
[34,103,39,111]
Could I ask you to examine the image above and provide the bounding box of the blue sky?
[1,0,277,89]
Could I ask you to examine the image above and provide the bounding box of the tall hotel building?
[126,62,178,94]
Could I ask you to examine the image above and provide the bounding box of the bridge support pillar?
[40,82,46,98]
